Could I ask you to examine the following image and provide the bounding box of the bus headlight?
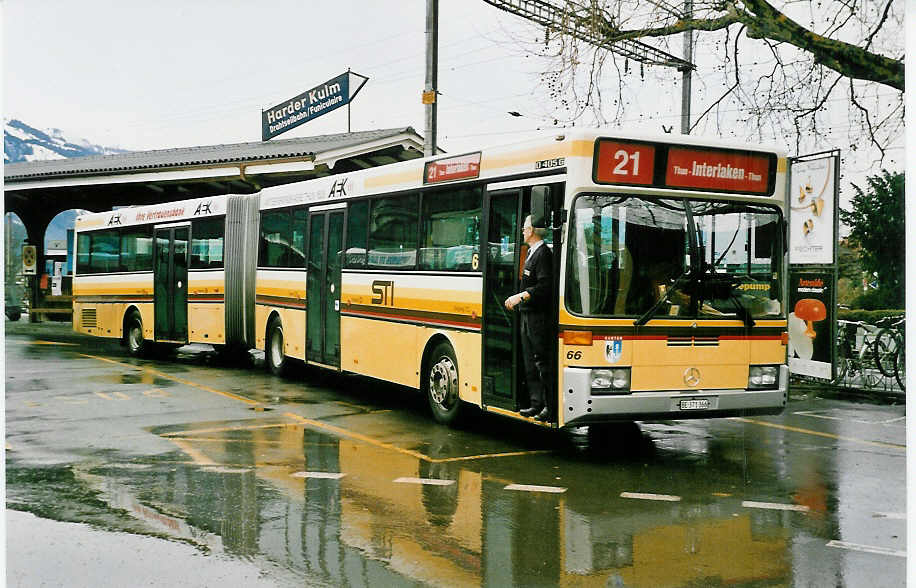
[748,365,779,390]
[591,368,630,394]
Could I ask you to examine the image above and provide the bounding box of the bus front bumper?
[561,366,788,427]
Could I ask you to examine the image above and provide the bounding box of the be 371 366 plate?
[679,398,710,410]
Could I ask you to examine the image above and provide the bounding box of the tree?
[838,170,904,309]
[486,0,904,162]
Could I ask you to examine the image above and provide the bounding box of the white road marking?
[827,540,906,558]
[291,471,346,479]
[793,410,906,426]
[203,467,252,474]
[742,501,809,512]
[621,492,681,502]
[873,512,906,520]
[394,477,455,486]
[505,484,567,494]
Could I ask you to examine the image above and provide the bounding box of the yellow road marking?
[32,340,79,346]
[731,417,906,450]
[166,438,218,466]
[142,388,170,398]
[55,395,88,404]
[283,412,550,463]
[160,423,294,437]
[94,392,113,400]
[80,353,259,406]
[80,353,547,463]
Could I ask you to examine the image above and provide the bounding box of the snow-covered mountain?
[4,118,129,163]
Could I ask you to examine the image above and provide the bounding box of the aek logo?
[107,214,122,226]
[194,200,213,215]
[328,177,348,199]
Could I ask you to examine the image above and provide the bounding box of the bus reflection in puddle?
[64,422,795,586]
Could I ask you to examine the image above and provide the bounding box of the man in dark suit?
[504,215,553,422]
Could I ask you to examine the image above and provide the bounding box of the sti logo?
[194,200,213,215]
[107,214,122,226]
[328,177,348,199]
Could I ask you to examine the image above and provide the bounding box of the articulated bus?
[74,129,789,428]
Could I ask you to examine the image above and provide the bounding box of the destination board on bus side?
[593,139,776,195]
[424,152,481,184]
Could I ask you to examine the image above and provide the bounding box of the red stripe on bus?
[343,309,481,331]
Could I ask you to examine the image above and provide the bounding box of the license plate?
[679,399,710,410]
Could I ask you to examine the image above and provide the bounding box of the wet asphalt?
[4,318,908,587]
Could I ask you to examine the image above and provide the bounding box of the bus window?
[290,209,308,268]
[90,230,120,273]
[76,233,91,274]
[345,200,368,268]
[121,227,154,272]
[259,210,292,268]
[190,218,224,270]
[368,194,418,269]
[420,187,481,271]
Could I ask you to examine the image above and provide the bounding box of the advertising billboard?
[789,154,838,265]
[787,270,834,379]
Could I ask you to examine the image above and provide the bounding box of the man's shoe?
[535,408,550,422]
[520,407,538,417]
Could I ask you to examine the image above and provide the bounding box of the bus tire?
[125,311,148,358]
[425,342,463,425]
[266,318,288,376]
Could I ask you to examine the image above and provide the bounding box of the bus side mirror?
[531,186,549,229]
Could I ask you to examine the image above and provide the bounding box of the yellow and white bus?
[73,193,259,355]
[74,129,789,428]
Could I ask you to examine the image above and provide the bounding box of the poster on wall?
[787,270,834,379]
[789,154,838,265]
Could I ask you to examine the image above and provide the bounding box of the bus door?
[482,189,524,410]
[306,207,345,368]
[153,225,189,343]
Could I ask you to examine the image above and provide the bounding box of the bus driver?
[504,215,553,422]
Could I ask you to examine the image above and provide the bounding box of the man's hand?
[504,292,526,310]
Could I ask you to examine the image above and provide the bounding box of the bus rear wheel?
[426,342,462,425]
[266,318,288,376]
[125,311,148,358]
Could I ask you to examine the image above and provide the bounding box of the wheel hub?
[429,358,457,406]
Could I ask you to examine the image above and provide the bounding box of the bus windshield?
[566,195,784,320]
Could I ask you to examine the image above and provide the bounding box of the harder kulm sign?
[262,71,369,141]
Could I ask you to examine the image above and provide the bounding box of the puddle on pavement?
[89,373,176,387]
[7,400,906,586]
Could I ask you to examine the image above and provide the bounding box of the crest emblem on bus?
[605,339,622,364]
[684,367,701,387]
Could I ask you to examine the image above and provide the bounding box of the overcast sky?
[4,0,571,154]
[3,1,908,178]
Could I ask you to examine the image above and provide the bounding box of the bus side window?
[259,210,292,268]
[121,227,154,272]
[90,229,120,274]
[368,194,418,269]
[190,218,224,270]
[346,200,368,268]
[420,186,481,271]
[76,233,91,274]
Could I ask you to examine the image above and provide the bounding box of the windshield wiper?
[694,268,756,328]
[634,270,689,327]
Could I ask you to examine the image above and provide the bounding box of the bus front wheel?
[426,342,463,425]
[125,311,148,358]
[266,318,288,376]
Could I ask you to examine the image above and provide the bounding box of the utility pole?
[680,0,693,135]
[424,0,439,156]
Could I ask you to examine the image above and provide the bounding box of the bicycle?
[872,315,904,380]
[833,320,882,388]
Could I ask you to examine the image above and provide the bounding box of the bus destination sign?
[666,147,771,194]
[593,139,775,195]
[424,152,481,184]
